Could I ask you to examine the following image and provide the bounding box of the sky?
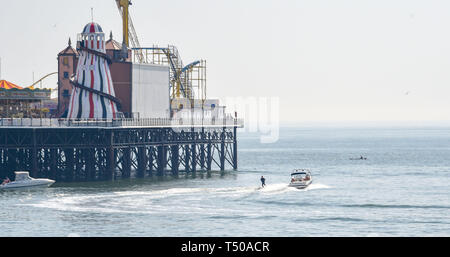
[1,0,450,123]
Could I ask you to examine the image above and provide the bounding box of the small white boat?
[289,169,313,189]
[0,171,55,190]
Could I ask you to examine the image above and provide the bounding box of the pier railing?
[0,118,244,128]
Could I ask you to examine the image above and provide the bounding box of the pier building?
[0,80,51,118]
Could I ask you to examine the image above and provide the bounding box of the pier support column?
[157,145,165,176]
[31,129,38,178]
[122,147,131,179]
[105,131,115,181]
[137,147,147,178]
[200,128,206,170]
[233,126,238,171]
[65,148,74,182]
[54,149,62,181]
[220,128,226,171]
[50,149,57,181]
[171,145,179,176]
[0,150,5,179]
[7,149,17,178]
[184,145,191,173]
[164,146,168,170]
[206,142,212,171]
[200,144,205,170]
[191,128,197,173]
[106,147,115,181]
[148,147,154,177]
[75,149,84,182]
[86,148,95,181]
[191,144,197,173]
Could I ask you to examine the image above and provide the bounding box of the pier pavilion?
[0,80,52,118]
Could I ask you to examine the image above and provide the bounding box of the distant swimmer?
[350,155,367,160]
[260,176,266,188]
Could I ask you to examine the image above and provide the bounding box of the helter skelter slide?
[67,22,120,119]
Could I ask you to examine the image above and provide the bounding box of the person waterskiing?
[260,176,266,188]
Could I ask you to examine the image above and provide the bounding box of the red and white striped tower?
[67,22,118,119]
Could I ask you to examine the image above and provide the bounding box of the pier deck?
[0,118,243,182]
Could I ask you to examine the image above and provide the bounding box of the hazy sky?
[1,0,450,123]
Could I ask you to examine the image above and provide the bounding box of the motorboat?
[289,169,313,189]
[0,171,55,190]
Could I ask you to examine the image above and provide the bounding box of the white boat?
[0,171,55,190]
[288,169,313,189]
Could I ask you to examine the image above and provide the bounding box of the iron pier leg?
[184,144,191,173]
[200,144,205,170]
[55,149,62,182]
[122,147,131,179]
[0,149,4,179]
[191,143,197,174]
[206,141,212,171]
[7,149,17,179]
[171,145,179,176]
[148,147,154,177]
[75,149,83,182]
[65,148,74,182]
[31,129,38,178]
[106,131,115,181]
[137,147,146,178]
[86,148,95,181]
[50,149,57,181]
[200,128,205,170]
[157,145,165,176]
[164,146,168,170]
[233,126,238,171]
[220,128,226,171]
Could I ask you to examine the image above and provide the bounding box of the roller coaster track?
[29,72,58,89]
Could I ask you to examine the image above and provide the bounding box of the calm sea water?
[0,127,449,237]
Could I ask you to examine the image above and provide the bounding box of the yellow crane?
[116,0,144,63]
[117,0,130,47]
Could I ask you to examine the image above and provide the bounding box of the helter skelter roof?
[82,22,104,34]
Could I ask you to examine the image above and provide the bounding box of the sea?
[0,126,449,237]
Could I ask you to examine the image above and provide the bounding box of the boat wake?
[258,183,296,194]
[259,182,331,192]
[19,182,331,214]
[305,183,331,191]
